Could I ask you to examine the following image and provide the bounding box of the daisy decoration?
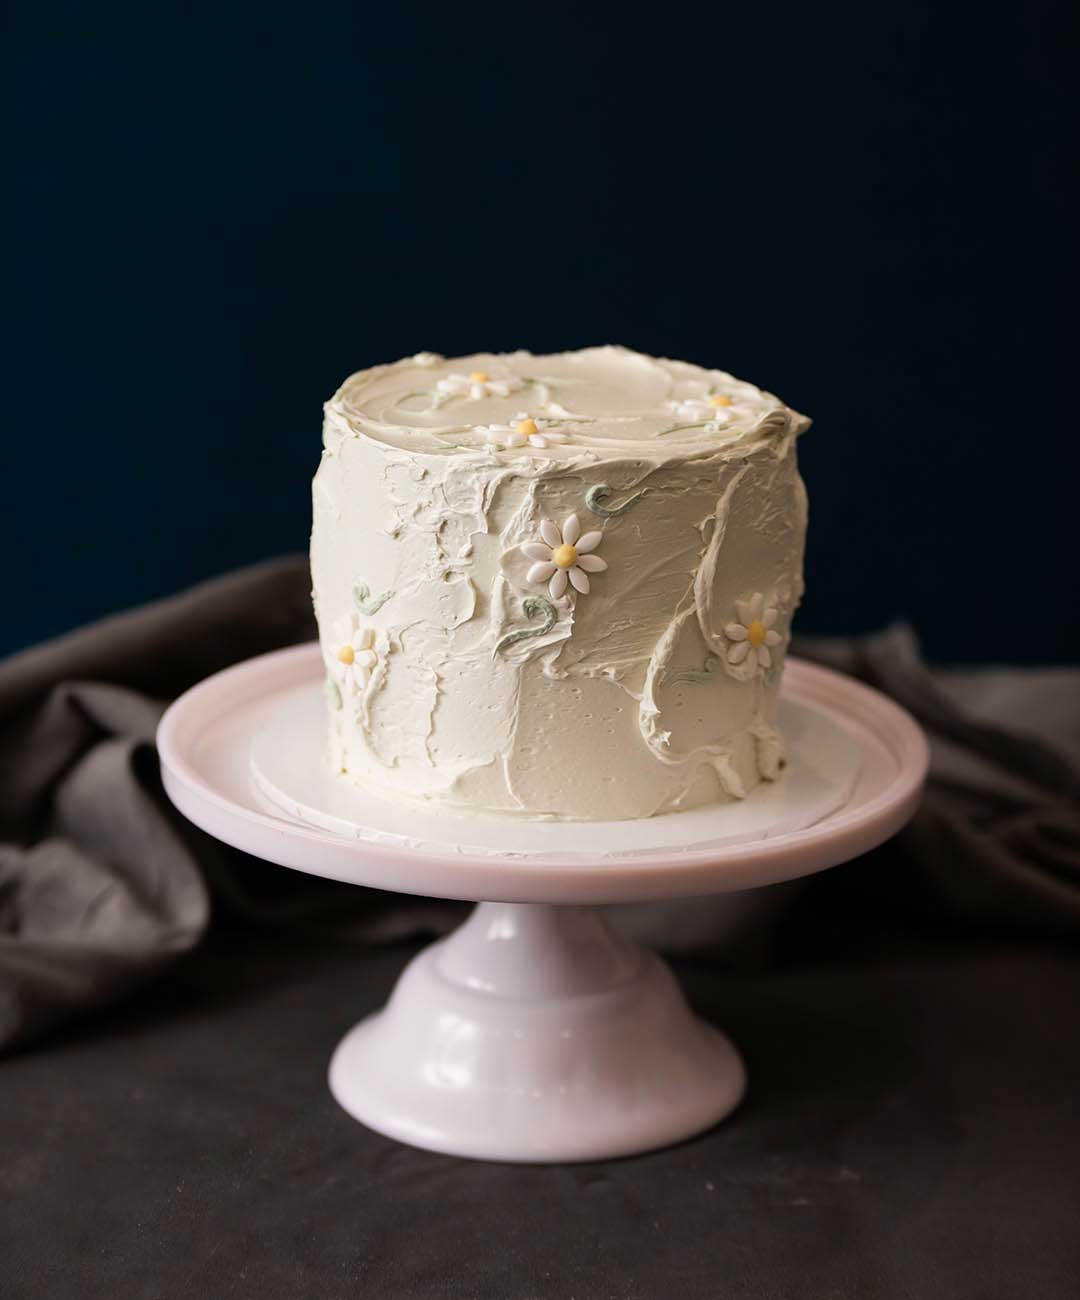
[524,514,606,600]
[724,593,783,671]
[668,390,756,429]
[482,413,570,451]
[431,368,524,407]
[330,615,379,694]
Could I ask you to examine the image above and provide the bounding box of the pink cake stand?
[157,644,927,1163]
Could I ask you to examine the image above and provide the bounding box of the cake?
[310,346,810,821]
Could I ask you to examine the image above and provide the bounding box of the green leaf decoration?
[670,653,722,686]
[353,583,392,615]
[494,595,557,656]
[585,483,647,518]
[327,677,343,710]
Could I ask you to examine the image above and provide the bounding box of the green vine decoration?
[670,653,722,686]
[657,421,710,437]
[586,483,647,518]
[353,583,392,615]
[326,676,343,710]
[494,595,557,656]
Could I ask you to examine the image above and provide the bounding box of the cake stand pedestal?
[158,645,927,1163]
[329,901,746,1162]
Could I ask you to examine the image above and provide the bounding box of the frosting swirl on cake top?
[325,345,807,460]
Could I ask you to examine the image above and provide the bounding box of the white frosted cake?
[311,346,810,821]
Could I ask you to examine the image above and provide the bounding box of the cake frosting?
[310,346,810,821]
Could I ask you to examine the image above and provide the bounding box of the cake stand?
[157,644,927,1163]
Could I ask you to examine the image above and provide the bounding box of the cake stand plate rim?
[157,643,929,903]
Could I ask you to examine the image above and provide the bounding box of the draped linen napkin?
[2,556,1078,1053]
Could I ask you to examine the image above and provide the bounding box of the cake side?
[310,346,810,820]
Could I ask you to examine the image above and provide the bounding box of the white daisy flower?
[329,616,378,693]
[668,391,756,430]
[481,412,570,451]
[523,513,607,600]
[724,593,783,670]
[431,367,525,407]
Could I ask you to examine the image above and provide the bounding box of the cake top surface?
[325,345,808,461]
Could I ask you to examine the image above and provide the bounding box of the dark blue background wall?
[7,1,1076,662]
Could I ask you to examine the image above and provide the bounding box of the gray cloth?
[2,557,1078,1054]
[0,557,316,1052]
[797,627,1080,935]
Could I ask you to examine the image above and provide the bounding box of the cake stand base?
[329,902,744,1163]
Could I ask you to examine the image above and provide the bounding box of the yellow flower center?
[337,645,355,664]
[553,544,578,568]
[746,620,767,647]
[710,394,733,407]
[516,418,538,436]
[469,370,489,383]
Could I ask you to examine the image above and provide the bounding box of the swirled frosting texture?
[311,346,810,820]
[330,345,797,458]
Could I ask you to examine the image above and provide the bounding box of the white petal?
[357,627,375,649]
[735,600,754,625]
[727,640,751,664]
[512,411,530,422]
[757,645,772,668]
[725,622,748,641]
[562,513,581,545]
[543,431,568,443]
[356,649,377,668]
[470,383,485,400]
[549,568,568,599]
[540,519,562,548]
[488,381,510,396]
[523,542,553,562]
[762,607,778,628]
[749,592,764,620]
[764,630,782,647]
[530,434,549,448]
[568,566,590,594]
[575,530,603,554]
[575,553,607,572]
[528,561,557,583]
[505,430,527,448]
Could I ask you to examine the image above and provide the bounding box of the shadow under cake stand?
[157,644,927,1163]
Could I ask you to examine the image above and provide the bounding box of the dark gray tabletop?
[3,933,1078,1300]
